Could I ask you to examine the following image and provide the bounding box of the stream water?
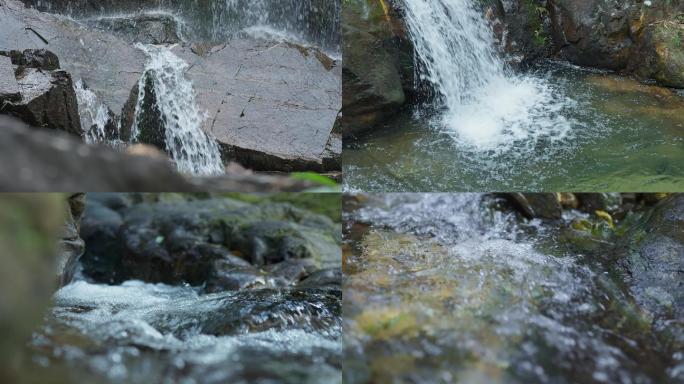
[343,0,684,191]
[32,280,342,383]
[343,194,681,383]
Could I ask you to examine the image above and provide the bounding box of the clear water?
[33,280,342,383]
[344,194,679,383]
[400,0,576,152]
[132,44,224,176]
[343,64,684,192]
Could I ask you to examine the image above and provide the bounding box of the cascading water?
[401,0,577,151]
[345,194,680,383]
[74,79,114,145]
[131,44,224,176]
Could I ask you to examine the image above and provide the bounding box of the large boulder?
[547,0,684,86]
[170,41,341,172]
[341,0,414,138]
[504,193,562,219]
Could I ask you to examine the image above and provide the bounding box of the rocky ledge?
[0,0,341,173]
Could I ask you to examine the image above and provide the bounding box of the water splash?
[132,44,224,176]
[347,194,667,382]
[74,79,113,144]
[401,0,577,152]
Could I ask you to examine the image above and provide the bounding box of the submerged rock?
[615,195,684,319]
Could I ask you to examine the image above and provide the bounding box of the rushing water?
[32,280,342,383]
[132,44,224,176]
[344,62,684,192]
[400,0,576,151]
[343,194,680,383]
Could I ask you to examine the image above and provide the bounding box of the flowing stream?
[344,194,681,383]
[33,280,342,383]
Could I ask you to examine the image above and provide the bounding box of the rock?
[0,116,317,191]
[341,0,413,138]
[298,267,342,289]
[1,68,82,135]
[614,195,684,319]
[169,41,341,172]
[86,13,185,44]
[505,193,562,219]
[0,48,61,71]
[79,198,341,288]
[0,0,147,128]
[57,193,86,287]
[488,0,555,65]
[576,193,622,213]
[0,55,21,101]
[547,0,684,86]
[629,21,684,88]
[125,143,168,159]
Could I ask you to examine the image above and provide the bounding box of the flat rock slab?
[0,55,20,101]
[173,40,341,171]
[0,0,145,116]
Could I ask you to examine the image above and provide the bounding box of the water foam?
[74,79,113,144]
[401,0,577,152]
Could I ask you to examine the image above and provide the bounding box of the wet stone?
[0,55,21,102]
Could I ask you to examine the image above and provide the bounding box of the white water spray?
[132,44,224,176]
[401,0,576,151]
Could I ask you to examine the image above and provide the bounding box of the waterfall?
[401,0,576,152]
[74,79,113,145]
[132,44,224,176]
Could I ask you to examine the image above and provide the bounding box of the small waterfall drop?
[132,44,224,176]
[401,0,576,152]
[74,79,112,145]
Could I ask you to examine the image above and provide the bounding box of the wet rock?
[80,198,341,287]
[630,21,684,88]
[0,0,147,128]
[170,40,341,172]
[0,48,61,71]
[265,258,319,286]
[298,267,342,289]
[547,0,684,86]
[57,193,86,287]
[614,195,684,319]
[128,71,166,149]
[1,68,82,135]
[0,56,21,101]
[86,13,184,44]
[576,193,622,213]
[505,193,562,219]
[488,0,555,64]
[174,288,342,336]
[341,0,413,138]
